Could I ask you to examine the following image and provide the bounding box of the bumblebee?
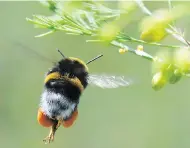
[37,49,132,144]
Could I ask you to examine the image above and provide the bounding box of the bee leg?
[56,120,62,128]
[43,120,58,144]
[63,109,78,128]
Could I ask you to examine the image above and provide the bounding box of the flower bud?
[168,69,182,84]
[140,4,189,43]
[152,71,167,91]
[119,48,128,54]
[140,27,167,42]
[140,9,171,42]
[174,48,190,73]
[152,50,172,74]
[137,45,143,51]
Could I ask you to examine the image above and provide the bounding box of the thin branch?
[121,36,180,49]
[111,40,154,61]
[27,1,186,64]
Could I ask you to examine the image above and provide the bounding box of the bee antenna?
[56,48,65,58]
[86,54,103,65]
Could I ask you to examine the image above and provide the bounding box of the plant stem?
[127,37,180,49]
[111,40,154,61]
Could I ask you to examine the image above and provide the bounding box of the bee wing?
[88,74,133,89]
[12,41,55,64]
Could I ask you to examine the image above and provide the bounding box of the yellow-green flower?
[140,5,189,42]
[141,27,167,42]
[152,50,172,74]
[140,9,171,42]
[152,71,167,91]
[168,69,182,84]
[174,48,190,73]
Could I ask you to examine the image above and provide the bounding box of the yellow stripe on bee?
[44,72,84,92]
[44,72,61,83]
[63,76,84,92]
[69,57,89,72]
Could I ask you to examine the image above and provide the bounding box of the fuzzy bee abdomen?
[40,90,77,121]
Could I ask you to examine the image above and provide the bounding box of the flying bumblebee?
[36,49,132,144]
[12,41,132,144]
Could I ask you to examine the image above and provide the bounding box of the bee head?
[57,57,88,76]
[54,49,102,76]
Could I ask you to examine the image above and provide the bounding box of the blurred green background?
[1,1,190,148]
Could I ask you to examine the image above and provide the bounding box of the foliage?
[26,0,190,91]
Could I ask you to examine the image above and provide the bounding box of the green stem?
[110,40,154,61]
[35,30,55,37]
[128,37,181,49]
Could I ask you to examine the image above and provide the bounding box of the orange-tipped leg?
[63,110,78,128]
[37,108,54,127]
